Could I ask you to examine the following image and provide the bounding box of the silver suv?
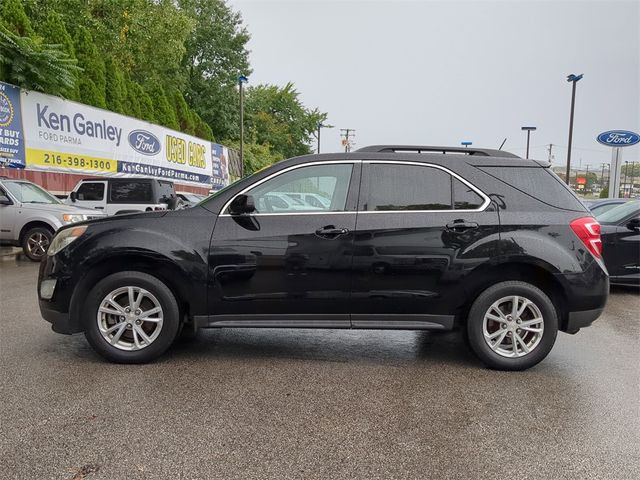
[0,178,106,261]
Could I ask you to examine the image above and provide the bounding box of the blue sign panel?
[596,130,640,147]
[0,82,25,168]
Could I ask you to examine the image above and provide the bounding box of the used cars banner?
[2,81,223,188]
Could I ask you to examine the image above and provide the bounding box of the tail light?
[570,217,602,258]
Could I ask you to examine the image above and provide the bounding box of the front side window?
[242,164,353,214]
[76,182,105,201]
[110,181,153,203]
[365,164,452,211]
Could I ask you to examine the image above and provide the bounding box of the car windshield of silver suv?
[4,181,61,204]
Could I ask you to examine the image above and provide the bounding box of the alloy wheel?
[26,232,50,258]
[97,286,164,351]
[482,295,544,358]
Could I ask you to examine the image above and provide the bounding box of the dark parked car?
[584,198,630,216]
[597,200,640,287]
[38,145,609,370]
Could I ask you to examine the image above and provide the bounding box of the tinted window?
[453,178,484,209]
[156,180,175,201]
[76,182,104,201]
[365,164,452,211]
[245,164,353,213]
[480,166,585,212]
[110,181,153,203]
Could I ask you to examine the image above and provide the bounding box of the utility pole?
[340,129,356,153]
[630,162,636,197]
[565,73,583,185]
[623,161,629,198]
[600,163,606,189]
[547,144,554,163]
[238,75,248,177]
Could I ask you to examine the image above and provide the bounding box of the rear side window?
[479,166,585,211]
[76,182,104,201]
[365,164,452,211]
[156,180,175,201]
[364,164,485,211]
[109,181,153,203]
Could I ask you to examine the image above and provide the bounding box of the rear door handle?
[315,226,350,238]
[446,221,479,231]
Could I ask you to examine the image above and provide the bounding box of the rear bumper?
[565,307,604,334]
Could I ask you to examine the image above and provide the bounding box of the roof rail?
[356,145,520,158]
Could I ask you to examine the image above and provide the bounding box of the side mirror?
[228,194,255,216]
[626,217,640,232]
[0,194,12,205]
[69,191,77,202]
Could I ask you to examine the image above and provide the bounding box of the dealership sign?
[0,81,231,189]
[596,130,640,147]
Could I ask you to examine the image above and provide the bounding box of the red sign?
[576,177,587,185]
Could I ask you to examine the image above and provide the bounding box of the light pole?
[565,73,583,185]
[521,126,536,159]
[461,141,472,149]
[623,161,629,197]
[317,122,333,154]
[238,74,248,177]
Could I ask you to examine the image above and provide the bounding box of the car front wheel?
[83,271,180,363]
[21,226,53,261]
[467,281,558,371]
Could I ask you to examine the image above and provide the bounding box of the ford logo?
[128,129,161,156]
[596,130,640,147]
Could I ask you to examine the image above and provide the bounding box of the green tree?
[36,11,80,100]
[1,0,34,36]
[73,26,106,107]
[104,58,126,114]
[132,82,155,123]
[123,77,142,119]
[180,0,251,140]
[192,111,214,141]
[0,26,81,96]
[147,80,178,130]
[173,90,195,135]
[599,186,609,199]
[245,83,328,159]
[223,138,282,175]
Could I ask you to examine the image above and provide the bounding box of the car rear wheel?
[21,226,53,262]
[83,271,180,363]
[467,281,558,371]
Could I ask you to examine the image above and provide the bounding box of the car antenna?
[498,138,507,150]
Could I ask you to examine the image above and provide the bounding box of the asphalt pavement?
[0,257,638,479]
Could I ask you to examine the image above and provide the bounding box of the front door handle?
[315,225,350,238]
[446,221,479,231]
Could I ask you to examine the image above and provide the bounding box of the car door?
[0,185,17,241]
[601,213,640,283]
[350,161,500,328]
[71,181,107,211]
[207,161,360,325]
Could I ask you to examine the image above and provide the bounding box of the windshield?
[596,200,640,224]
[4,181,60,204]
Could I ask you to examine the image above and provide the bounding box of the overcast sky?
[228,0,639,171]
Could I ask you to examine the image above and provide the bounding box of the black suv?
[38,146,609,370]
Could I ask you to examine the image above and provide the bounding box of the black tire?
[83,271,180,363]
[466,281,558,371]
[21,226,53,262]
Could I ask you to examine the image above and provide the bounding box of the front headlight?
[48,226,87,256]
[62,213,87,224]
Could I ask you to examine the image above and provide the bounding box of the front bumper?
[39,300,76,334]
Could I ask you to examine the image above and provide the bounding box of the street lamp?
[317,122,333,154]
[521,127,536,159]
[238,74,248,177]
[461,141,472,148]
[565,73,583,185]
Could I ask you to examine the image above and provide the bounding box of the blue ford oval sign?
[128,129,161,156]
[596,130,640,147]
